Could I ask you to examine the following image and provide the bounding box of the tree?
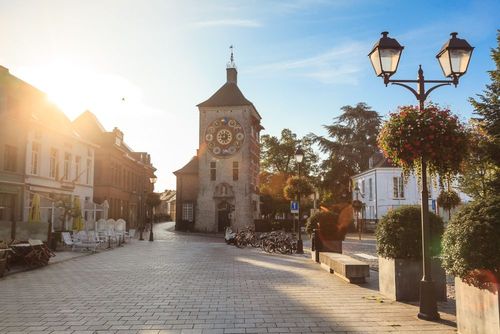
[313,103,380,204]
[260,129,319,177]
[459,120,498,200]
[283,176,314,201]
[469,29,500,192]
[260,129,319,217]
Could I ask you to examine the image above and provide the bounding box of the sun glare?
[13,61,142,121]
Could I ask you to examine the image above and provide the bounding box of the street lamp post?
[149,177,157,242]
[353,185,363,241]
[295,145,304,254]
[368,31,473,321]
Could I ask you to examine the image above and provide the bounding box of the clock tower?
[174,51,262,232]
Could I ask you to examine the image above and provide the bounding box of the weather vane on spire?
[227,45,236,68]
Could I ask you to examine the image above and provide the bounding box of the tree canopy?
[469,30,500,193]
[312,102,380,204]
[260,128,319,177]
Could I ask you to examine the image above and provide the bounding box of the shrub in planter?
[376,206,446,301]
[376,206,444,259]
[441,196,500,334]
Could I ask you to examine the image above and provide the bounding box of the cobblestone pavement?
[0,225,457,334]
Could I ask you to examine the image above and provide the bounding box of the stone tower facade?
[194,62,262,232]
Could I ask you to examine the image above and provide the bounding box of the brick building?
[73,111,156,230]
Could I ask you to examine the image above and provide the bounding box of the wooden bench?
[319,252,370,283]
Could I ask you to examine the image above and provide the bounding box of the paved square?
[0,229,456,333]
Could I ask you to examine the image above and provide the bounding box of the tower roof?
[197,47,256,109]
[197,80,254,108]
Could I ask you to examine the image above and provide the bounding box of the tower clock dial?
[205,117,244,158]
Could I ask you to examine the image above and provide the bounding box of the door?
[217,202,230,232]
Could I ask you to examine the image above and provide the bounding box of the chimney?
[227,67,237,84]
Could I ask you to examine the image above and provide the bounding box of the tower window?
[232,161,239,181]
[210,161,216,181]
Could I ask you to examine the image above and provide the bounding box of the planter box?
[455,277,499,334]
[379,257,447,301]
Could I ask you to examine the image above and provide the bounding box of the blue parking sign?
[290,201,299,213]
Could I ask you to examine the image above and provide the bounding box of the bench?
[319,252,370,283]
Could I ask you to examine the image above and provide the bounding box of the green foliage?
[283,176,314,201]
[378,105,468,182]
[260,129,319,176]
[306,211,346,240]
[441,196,500,289]
[469,30,500,192]
[376,206,444,259]
[459,120,499,200]
[313,102,380,204]
[437,190,461,210]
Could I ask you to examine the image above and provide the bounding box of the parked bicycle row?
[225,226,298,255]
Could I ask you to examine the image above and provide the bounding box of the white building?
[24,122,97,229]
[351,153,470,224]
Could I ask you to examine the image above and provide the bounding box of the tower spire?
[227,44,236,68]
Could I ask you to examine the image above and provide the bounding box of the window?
[361,180,365,195]
[86,158,92,185]
[393,176,404,199]
[31,142,40,175]
[232,161,239,181]
[210,161,216,181]
[3,145,17,172]
[368,178,373,201]
[182,203,194,222]
[49,148,59,178]
[63,152,71,181]
[75,156,81,183]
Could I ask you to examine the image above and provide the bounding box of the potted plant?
[306,211,347,254]
[376,206,447,301]
[441,196,500,334]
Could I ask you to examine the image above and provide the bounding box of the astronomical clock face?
[205,117,245,158]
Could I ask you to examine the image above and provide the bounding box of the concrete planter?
[378,257,447,301]
[455,277,499,334]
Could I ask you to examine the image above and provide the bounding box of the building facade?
[351,153,471,224]
[73,111,156,230]
[158,190,176,220]
[0,65,96,231]
[175,58,262,232]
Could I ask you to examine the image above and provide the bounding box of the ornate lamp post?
[295,145,304,254]
[368,31,473,321]
[352,185,363,241]
[149,176,157,242]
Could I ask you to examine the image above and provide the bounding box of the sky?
[0,0,498,191]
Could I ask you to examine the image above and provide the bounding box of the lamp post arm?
[386,66,457,104]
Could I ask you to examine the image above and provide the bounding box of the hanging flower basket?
[378,104,468,178]
[437,190,461,210]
